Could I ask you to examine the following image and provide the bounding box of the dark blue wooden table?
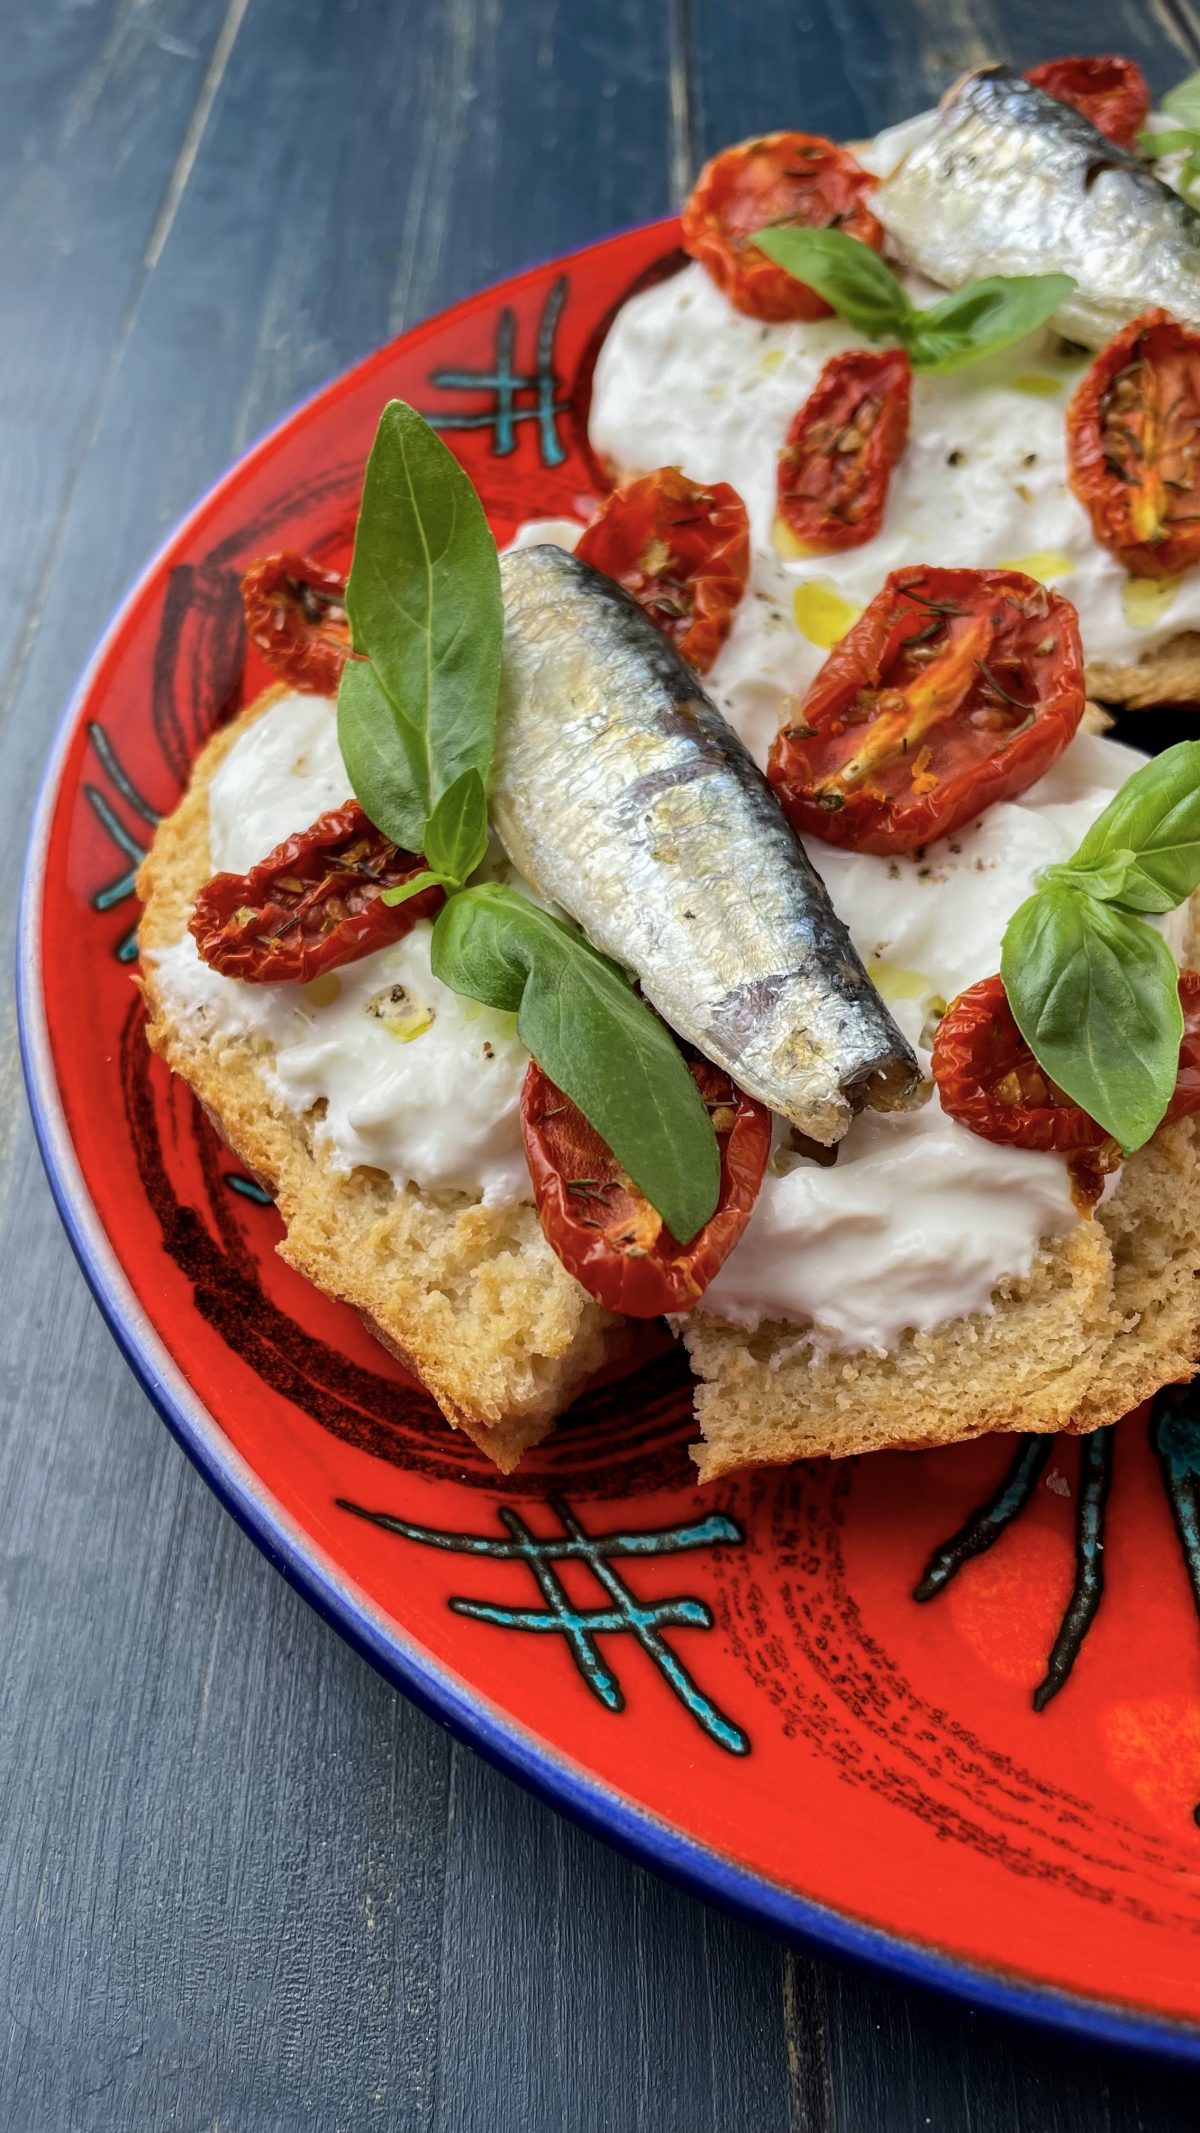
[8,1,1200,2124]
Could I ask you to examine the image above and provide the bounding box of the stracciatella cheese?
[699,1097,1079,1353]
[148,691,1174,1350]
[587,260,1200,765]
[703,731,1188,1344]
[150,692,531,1208]
[208,689,351,871]
[814,730,1192,1029]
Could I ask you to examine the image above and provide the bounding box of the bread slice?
[684,958,1200,1482]
[135,691,620,1473]
[139,691,1200,1483]
[1087,635,1200,712]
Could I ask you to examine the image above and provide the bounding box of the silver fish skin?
[492,546,922,1145]
[873,64,1200,348]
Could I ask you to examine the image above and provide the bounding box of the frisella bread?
[138,692,621,1473]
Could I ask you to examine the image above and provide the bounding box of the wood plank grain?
[0,0,234,740]
[434,1748,788,2133]
[784,1952,1200,2132]
[684,0,1197,167]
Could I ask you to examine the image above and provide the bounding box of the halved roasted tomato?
[768,566,1085,855]
[777,348,911,552]
[521,1055,771,1316]
[932,969,1200,1150]
[682,132,883,322]
[240,552,350,693]
[1068,310,1200,578]
[190,800,442,982]
[1025,55,1150,152]
[576,468,750,674]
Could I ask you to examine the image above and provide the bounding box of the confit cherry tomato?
[521,1056,771,1317]
[190,800,443,983]
[932,970,1200,1151]
[1025,55,1150,151]
[1167,971,1200,1124]
[767,566,1085,856]
[1067,310,1200,579]
[240,552,350,693]
[932,975,1109,1152]
[777,348,911,552]
[682,132,883,322]
[575,468,750,674]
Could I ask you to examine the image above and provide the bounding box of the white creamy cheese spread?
[150,693,531,1208]
[704,731,1188,1345]
[587,261,1200,767]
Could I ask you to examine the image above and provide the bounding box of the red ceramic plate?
[21,222,1200,2058]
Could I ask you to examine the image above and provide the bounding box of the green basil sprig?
[751,227,1074,374]
[335,400,721,1241]
[432,886,720,1241]
[1002,889,1183,1154]
[1048,741,1200,914]
[1138,69,1200,201]
[381,768,491,907]
[1000,741,1200,1153]
[338,399,503,860]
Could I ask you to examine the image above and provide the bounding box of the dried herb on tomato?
[190,799,443,982]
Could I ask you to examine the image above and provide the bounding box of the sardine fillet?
[493,547,921,1143]
[874,65,1200,348]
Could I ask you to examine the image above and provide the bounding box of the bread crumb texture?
[686,855,1200,1479]
[136,690,620,1474]
[685,1116,1200,1479]
[1087,633,1200,711]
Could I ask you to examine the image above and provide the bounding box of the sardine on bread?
[138,687,1200,1478]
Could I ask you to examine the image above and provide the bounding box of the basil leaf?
[344,399,502,823]
[906,274,1075,374]
[431,883,720,1240]
[1042,854,1142,905]
[423,768,490,885]
[1001,885,1183,1152]
[382,771,490,904]
[381,869,454,910]
[1137,128,1198,157]
[752,229,1073,374]
[337,658,427,852]
[751,227,911,339]
[1164,67,1200,132]
[1064,740,1200,914]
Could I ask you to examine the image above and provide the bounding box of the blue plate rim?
[17,241,1200,2069]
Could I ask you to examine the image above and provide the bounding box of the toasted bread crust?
[135,689,620,1473]
[685,881,1200,1480]
[1087,634,1200,711]
[684,1114,1200,1479]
